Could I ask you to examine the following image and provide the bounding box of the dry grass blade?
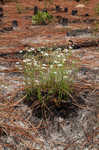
[0,95,26,111]
[73,79,99,93]
[0,68,22,73]
[1,123,43,146]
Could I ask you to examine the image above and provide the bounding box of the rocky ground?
[0,0,99,150]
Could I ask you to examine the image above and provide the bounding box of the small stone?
[72,10,78,16]
[0,7,3,18]
[12,20,18,29]
[75,0,80,2]
[56,5,61,12]
[61,17,68,25]
[85,13,89,17]
[64,7,68,13]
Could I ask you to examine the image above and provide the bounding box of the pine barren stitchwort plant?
[23,47,78,110]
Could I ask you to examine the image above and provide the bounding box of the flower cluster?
[23,47,76,86]
[22,46,79,104]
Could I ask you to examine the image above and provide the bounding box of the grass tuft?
[32,11,53,25]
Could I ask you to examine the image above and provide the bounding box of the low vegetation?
[32,11,53,25]
[23,47,79,113]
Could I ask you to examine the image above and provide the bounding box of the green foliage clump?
[32,11,53,25]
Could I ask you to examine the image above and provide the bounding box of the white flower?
[54,60,59,64]
[34,62,38,66]
[23,59,31,63]
[42,67,46,70]
[19,67,23,70]
[53,72,57,74]
[31,47,35,51]
[44,53,49,56]
[28,47,35,52]
[50,65,53,69]
[16,62,20,65]
[19,50,23,53]
[65,49,68,53]
[28,49,31,52]
[67,70,72,74]
[60,53,64,56]
[57,64,63,67]
[57,55,61,58]
[63,76,68,79]
[56,48,61,51]
[63,59,66,62]
[1,85,5,88]
[40,51,44,54]
[5,86,8,89]
[42,64,47,67]
[33,60,37,65]
[69,46,72,49]
[35,80,40,85]
[27,63,32,65]
[27,50,31,52]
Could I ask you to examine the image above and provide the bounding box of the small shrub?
[23,47,78,111]
[32,11,53,25]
